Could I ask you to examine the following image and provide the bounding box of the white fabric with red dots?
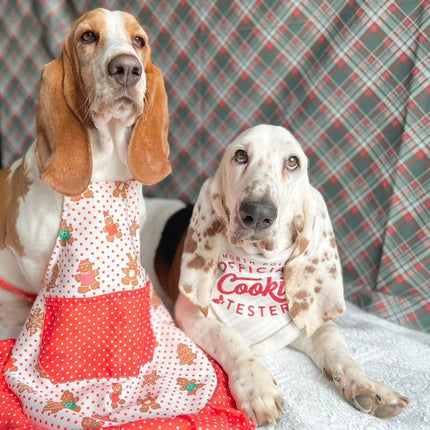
[4,181,217,429]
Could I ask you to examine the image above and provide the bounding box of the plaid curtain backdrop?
[1,0,429,331]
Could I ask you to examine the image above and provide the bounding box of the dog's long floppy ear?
[179,174,227,311]
[128,59,171,185]
[35,50,92,197]
[284,186,345,337]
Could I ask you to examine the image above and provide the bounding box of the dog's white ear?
[284,186,345,337]
[178,174,226,311]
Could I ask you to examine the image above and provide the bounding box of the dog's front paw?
[229,358,283,426]
[324,364,410,418]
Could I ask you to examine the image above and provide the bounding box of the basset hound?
[0,8,170,326]
[142,125,410,426]
[0,9,256,428]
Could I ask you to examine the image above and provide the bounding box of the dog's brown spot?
[289,290,312,319]
[183,284,193,294]
[183,228,198,253]
[295,290,309,300]
[314,286,321,293]
[204,218,224,238]
[290,300,310,319]
[187,254,215,272]
[328,265,338,278]
[187,254,205,270]
[305,265,316,273]
[0,163,33,256]
[298,237,309,254]
[284,267,292,283]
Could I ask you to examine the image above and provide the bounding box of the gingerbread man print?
[75,259,100,293]
[70,187,94,202]
[137,393,161,413]
[59,219,74,246]
[46,263,59,292]
[142,370,160,386]
[43,390,81,414]
[129,218,139,237]
[25,307,44,336]
[103,212,122,242]
[81,417,104,428]
[110,384,126,409]
[113,181,129,199]
[121,254,139,286]
[177,378,204,396]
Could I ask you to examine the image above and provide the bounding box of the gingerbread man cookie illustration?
[129,218,139,237]
[59,219,74,246]
[16,382,36,394]
[4,357,18,372]
[71,187,94,202]
[121,253,139,286]
[110,384,126,409]
[43,390,81,413]
[137,393,161,413]
[81,417,104,428]
[25,307,44,336]
[177,378,204,396]
[35,362,47,378]
[46,263,59,292]
[61,390,81,412]
[113,181,129,199]
[142,370,160,386]
[75,259,100,294]
[103,212,122,242]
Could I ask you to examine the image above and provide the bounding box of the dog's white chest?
[210,245,293,345]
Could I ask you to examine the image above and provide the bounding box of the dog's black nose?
[239,200,277,230]
[108,54,142,87]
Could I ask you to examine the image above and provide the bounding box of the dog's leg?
[290,321,409,418]
[175,293,283,425]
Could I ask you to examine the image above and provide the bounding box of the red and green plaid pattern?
[1,1,429,331]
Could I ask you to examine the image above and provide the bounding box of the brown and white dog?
[142,125,410,426]
[0,8,170,326]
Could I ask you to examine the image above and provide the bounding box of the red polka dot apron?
[3,181,254,430]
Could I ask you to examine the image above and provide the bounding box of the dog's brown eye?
[234,149,248,164]
[285,156,299,171]
[80,31,97,44]
[133,36,146,48]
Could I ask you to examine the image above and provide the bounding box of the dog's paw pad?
[345,388,409,418]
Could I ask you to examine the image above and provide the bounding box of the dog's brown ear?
[178,177,226,310]
[35,50,92,197]
[284,186,345,337]
[128,59,171,185]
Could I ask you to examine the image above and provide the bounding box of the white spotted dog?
[143,124,409,426]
